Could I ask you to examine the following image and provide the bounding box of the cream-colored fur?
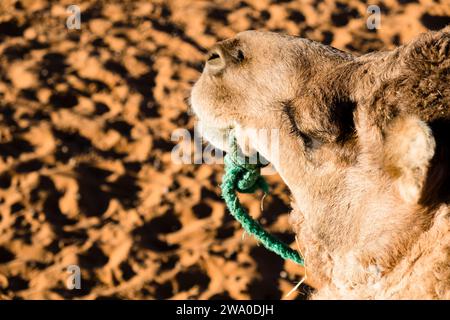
[191,29,450,299]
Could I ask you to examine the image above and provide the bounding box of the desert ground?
[0,0,449,299]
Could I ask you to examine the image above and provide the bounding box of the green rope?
[220,134,305,266]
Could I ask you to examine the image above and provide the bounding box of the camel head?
[190,30,448,289]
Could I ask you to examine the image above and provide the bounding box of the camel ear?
[383,116,435,203]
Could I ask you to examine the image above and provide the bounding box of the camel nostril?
[206,48,226,73]
[207,52,220,62]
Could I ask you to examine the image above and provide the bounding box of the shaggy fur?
[191,27,450,299]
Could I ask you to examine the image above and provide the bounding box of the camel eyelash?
[281,101,314,148]
[281,101,296,132]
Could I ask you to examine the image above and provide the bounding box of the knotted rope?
[221,134,304,266]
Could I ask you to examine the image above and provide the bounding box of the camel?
[190,27,450,299]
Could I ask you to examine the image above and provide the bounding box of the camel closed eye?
[282,100,316,149]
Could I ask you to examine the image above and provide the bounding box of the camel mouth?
[226,129,273,170]
[194,111,275,170]
[197,122,273,168]
[196,120,234,153]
